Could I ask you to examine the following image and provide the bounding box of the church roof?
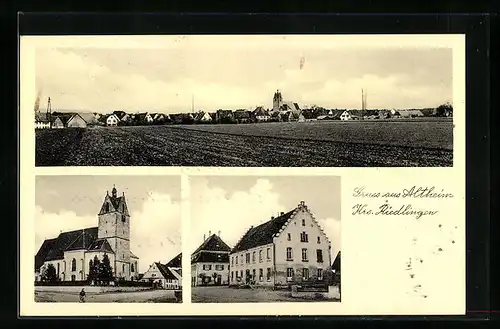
[192,234,231,255]
[66,228,99,251]
[35,238,57,271]
[231,209,296,253]
[87,238,114,253]
[43,227,99,261]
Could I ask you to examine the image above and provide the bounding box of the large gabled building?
[191,232,231,286]
[229,201,332,288]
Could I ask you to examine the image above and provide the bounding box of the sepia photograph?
[34,175,182,303]
[32,36,453,167]
[189,175,341,303]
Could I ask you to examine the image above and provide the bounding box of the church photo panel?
[33,175,183,303]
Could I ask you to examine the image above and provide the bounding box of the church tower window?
[105,203,109,212]
[71,258,76,271]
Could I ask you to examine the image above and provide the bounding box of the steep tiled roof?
[165,253,182,267]
[66,228,99,251]
[87,238,114,253]
[191,251,229,264]
[35,112,50,122]
[231,209,295,253]
[35,238,57,271]
[332,251,341,272]
[155,262,178,280]
[192,234,231,255]
[43,227,98,261]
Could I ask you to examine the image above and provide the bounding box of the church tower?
[273,90,283,112]
[97,185,132,280]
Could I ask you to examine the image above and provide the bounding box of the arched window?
[122,264,125,275]
[105,203,109,212]
[57,263,60,276]
[131,263,135,272]
[71,258,76,271]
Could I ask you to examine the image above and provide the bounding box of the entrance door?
[71,275,76,281]
[217,275,222,285]
[245,270,250,284]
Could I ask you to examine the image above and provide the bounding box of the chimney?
[280,212,284,216]
[218,230,221,237]
[209,230,212,236]
[271,216,275,220]
[203,234,206,241]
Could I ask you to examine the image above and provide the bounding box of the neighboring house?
[141,253,182,289]
[332,251,341,284]
[35,186,140,282]
[35,112,51,129]
[191,232,231,287]
[66,113,88,128]
[106,114,120,126]
[234,109,251,123]
[152,113,169,124]
[194,111,213,123]
[399,110,424,118]
[298,109,317,122]
[229,201,332,288]
[339,110,352,121]
[252,107,270,122]
[136,112,154,125]
[215,109,235,123]
[51,117,65,129]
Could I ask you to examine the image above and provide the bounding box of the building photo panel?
[34,175,182,303]
[189,175,341,303]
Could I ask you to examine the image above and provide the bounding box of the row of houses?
[191,201,341,289]
[35,106,452,129]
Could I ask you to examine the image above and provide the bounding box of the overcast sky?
[190,176,341,261]
[35,175,181,273]
[35,37,452,113]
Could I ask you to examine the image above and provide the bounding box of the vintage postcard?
[19,34,466,316]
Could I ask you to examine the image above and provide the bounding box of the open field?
[35,120,453,167]
[34,289,180,303]
[191,286,340,303]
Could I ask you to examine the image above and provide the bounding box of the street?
[35,289,181,303]
[191,286,340,303]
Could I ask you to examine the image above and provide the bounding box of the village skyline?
[35,43,452,113]
[35,175,181,274]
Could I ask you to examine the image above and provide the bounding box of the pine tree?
[42,263,58,282]
[92,255,101,285]
[99,254,114,284]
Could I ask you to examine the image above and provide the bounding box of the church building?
[35,186,140,282]
[272,90,283,112]
[229,201,332,288]
[191,232,231,287]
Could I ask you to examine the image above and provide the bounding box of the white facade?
[229,202,332,288]
[106,114,120,126]
[142,263,181,289]
[340,111,352,121]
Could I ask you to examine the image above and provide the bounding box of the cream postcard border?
[20,34,465,316]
